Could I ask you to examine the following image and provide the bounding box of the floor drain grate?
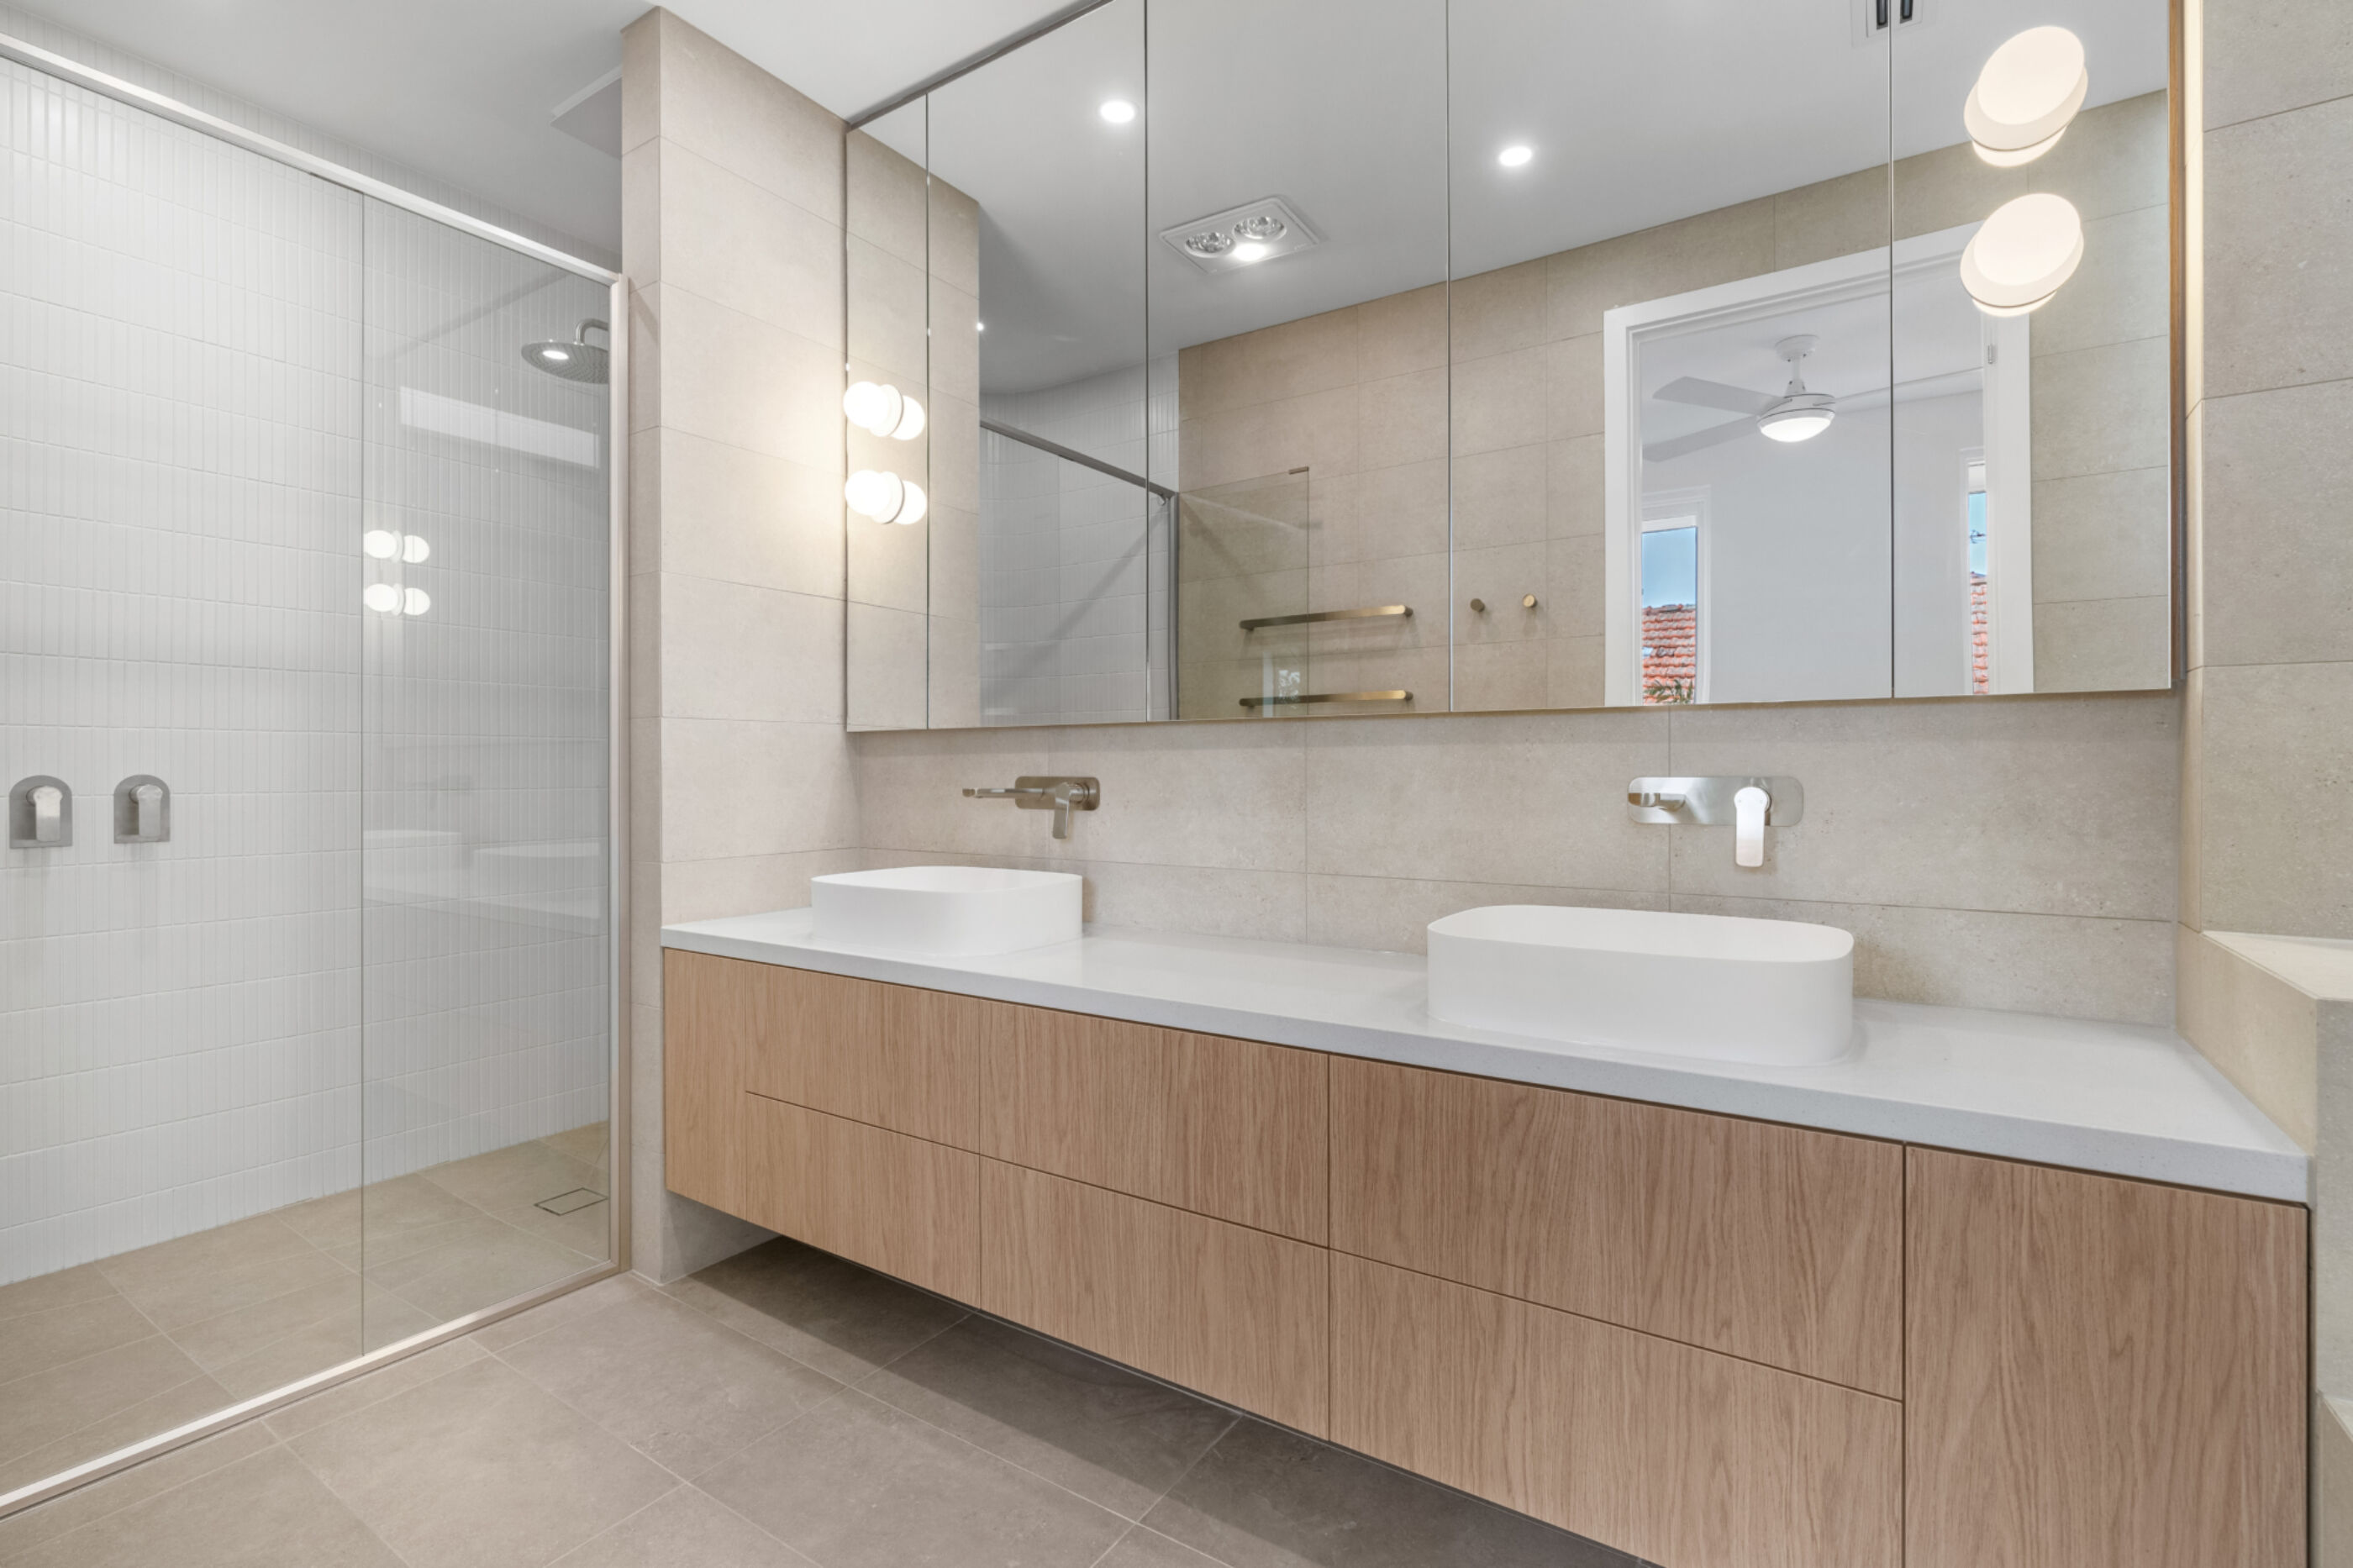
[536,1187,607,1216]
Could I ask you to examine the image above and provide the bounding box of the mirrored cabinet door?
[840,0,2177,729]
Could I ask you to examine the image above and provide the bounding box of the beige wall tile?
[2175,925,2319,1150]
[626,286,661,435]
[1304,875,1669,954]
[1671,894,2175,1024]
[1452,443,1546,551]
[2026,203,2170,359]
[659,143,841,350]
[2203,0,2353,129]
[2031,596,2173,693]
[2030,335,2171,480]
[1303,710,1671,888]
[846,235,927,390]
[2196,659,2353,937]
[846,129,926,267]
[1546,334,1603,441]
[620,12,660,155]
[1181,386,1360,490]
[654,428,843,599]
[1452,640,1548,711]
[2319,1398,2353,1567]
[621,142,660,286]
[929,177,981,297]
[630,855,663,1007]
[1895,92,2168,238]
[2031,466,2171,604]
[661,575,845,724]
[628,428,661,577]
[1664,695,2179,919]
[1038,722,1306,871]
[845,498,928,612]
[1546,435,1604,539]
[846,602,928,731]
[2185,399,2207,672]
[1449,258,1549,360]
[1312,554,1447,652]
[2198,379,2353,667]
[929,502,981,620]
[629,715,661,863]
[645,9,841,226]
[1545,197,1777,339]
[1323,459,1447,563]
[1182,307,1360,419]
[1073,860,1308,943]
[929,392,981,513]
[1356,284,1447,381]
[929,618,982,729]
[1773,167,1888,271]
[855,729,1054,855]
[654,285,842,469]
[1453,543,1548,643]
[1450,348,1548,456]
[1544,534,1607,639]
[2204,96,2353,400]
[659,718,857,863]
[660,848,866,926]
[2180,666,2205,932]
[1357,367,1448,466]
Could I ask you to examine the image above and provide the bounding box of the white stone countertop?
[664,908,2309,1204]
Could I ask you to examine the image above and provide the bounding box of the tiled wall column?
[622,8,860,1281]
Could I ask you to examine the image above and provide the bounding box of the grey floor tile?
[103,1244,353,1334]
[860,1316,1235,1519]
[281,1173,475,1258]
[89,1215,317,1300]
[0,1370,235,1498]
[471,1270,656,1353]
[419,1140,603,1215]
[495,1288,843,1477]
[291,1355,671,1568]
[263,1336,488,1442]
[203,1290,440,1402]
[549,1484,817,1568]
[539,1123,613,1173]
[698,1387,1133,1568]
[0,1423,276,1561]
[364,1214,598,1323]
[663,1238,967,1386]
[0,1334,213,1470]
[0,1265,121,1326]
[0,1446,402,1568]
[1141,1420,1640,1568]
[0,1292,157,1386]
[1097,1524,1234,1568]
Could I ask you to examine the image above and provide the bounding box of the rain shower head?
[522,318,609,383]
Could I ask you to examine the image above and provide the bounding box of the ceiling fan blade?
[1654,376,1778,417]
[1643,419,1756,463]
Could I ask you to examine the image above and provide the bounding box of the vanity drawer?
[662,950,757,1214]
[978,1160,1329,1435]
[980,1005,1329,1243]
[739,963,990,1150]
[1905,1148,2304,1568]
[1331,1253,1901,1568]
[740,1092,981,1301]
[1329,1056,1902,1395]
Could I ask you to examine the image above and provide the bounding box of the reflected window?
[1640,502,1703,705]
[1966,457,1989,696]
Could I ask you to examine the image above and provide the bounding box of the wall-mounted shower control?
[9,776,72,848]
[113,776,171,843]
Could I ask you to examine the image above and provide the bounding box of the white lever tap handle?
[1733,785,1769,868]
[30,785,62,844]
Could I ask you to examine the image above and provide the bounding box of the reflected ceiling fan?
[1643,335,1840,462]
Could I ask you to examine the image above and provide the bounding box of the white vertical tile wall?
[0,61,613,1286]
[979,356,1177,724]
[0,60,367,1284]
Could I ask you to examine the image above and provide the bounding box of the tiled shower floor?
[0,1234,1643,1568]
[0,1125,610,1498]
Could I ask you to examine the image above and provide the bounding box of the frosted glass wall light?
[1961,192,2084,316]
[1966,27,2087,167]
[844,380,925,439]
[845,469,928,525]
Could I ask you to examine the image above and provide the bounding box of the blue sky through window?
[1642,525,1697,608]
[1967,490,1988,577]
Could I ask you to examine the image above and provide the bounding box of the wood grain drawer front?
[1906,1149,2306,1568]
[741,1093,980,1302]
[980,1006,1329,1243]
[977,1160,1329,1436]
[1329,1057,1902,1395]
[1331,1254,1900,1568]
[739,967,988,1150]
[662,950,756,1214]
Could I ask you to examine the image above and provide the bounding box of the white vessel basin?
[811,866,1083,956]
[1427,904,1855,1065]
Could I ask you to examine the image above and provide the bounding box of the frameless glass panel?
[1152,0,1448,718]
[1451,0,1895,710]
[1890,0,2173,696]
[0,57,369,1484]
[358,198,613,1334]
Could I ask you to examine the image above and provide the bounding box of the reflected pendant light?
[1961,192,2085,316]
[1966,26,2088,167]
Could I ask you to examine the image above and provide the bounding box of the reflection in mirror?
[1156,0,1450,717]
[1891,0,2171,696]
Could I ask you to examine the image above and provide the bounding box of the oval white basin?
[1426,905,1855,1065]
[812,866,1082,956]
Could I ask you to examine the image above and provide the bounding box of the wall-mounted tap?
[8,776,71,848]
[962,776,1100,839]
[1626,776,1804,867]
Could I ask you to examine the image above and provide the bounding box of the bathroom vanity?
[661,913,2305,1568]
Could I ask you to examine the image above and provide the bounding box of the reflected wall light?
[843,380,925,440]
[363,529,399,559]
[363,582,401,613]
[1966,26,2087,166]
[1961,192,2084,316]
[1498,145,1534,168]
[845,469,928,525]
[402,587,431,617]
[1099,99,1136,124]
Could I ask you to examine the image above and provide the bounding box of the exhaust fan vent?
[1160,197,1320,274]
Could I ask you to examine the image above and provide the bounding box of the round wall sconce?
[844,380,926,440]
[845,469,929,526]
[364,582,401,613]
[1966,26,2087,167]
[1961,192,2084,316]
[363,529,430,562]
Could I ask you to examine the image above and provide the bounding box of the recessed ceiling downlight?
[1966,26,2087,166]
[1160,197,1319,273]
[1232,242,1270,263]
[1961,192,2084,316]
[1098,98,1136,124]
[1498,144,1534,168]
[1182,229,1235,258]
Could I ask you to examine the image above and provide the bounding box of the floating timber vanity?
[662,913,2310,1568]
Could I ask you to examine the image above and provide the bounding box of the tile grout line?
[276,1426,424,1568]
